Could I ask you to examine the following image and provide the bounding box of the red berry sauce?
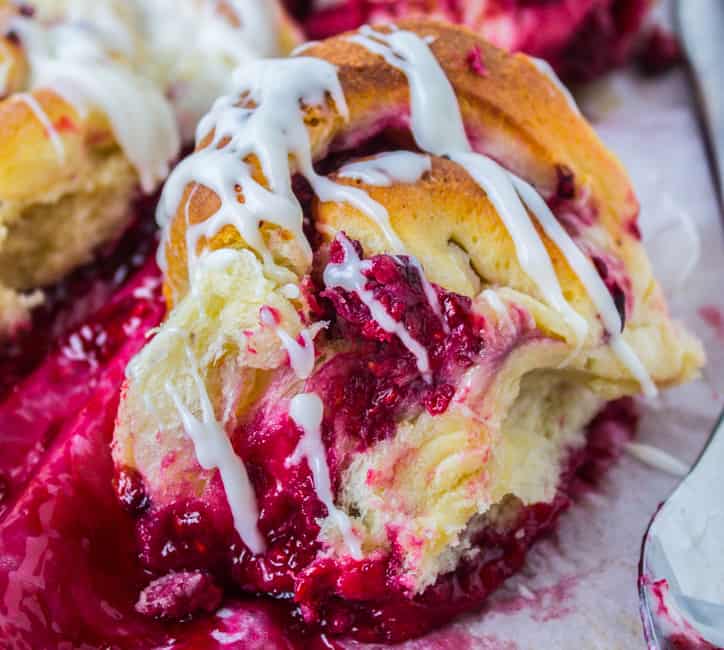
[0,209,164,520]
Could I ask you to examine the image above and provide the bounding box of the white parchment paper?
[352,16,724,650]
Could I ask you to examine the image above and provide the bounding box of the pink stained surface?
[699,305,724,344]
[486,575,579,624]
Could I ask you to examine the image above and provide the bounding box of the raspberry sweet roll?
[0,0,297,337]
[113,21,703,642]
[296,0,654,82]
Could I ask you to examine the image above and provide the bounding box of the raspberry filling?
[131,236,493,629]
[317,236,484,431]
[118,234,571,643]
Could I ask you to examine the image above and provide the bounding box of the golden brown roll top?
[162,20,635,300]
[157,20,700,391]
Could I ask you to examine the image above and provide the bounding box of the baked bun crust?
[0,0,297,336]
[0,2,175,335]
[161,21,637,302]
[115,20,703,641]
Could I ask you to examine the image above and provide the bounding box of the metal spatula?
[639,412,724,648]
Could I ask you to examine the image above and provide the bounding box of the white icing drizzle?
[157,57,347,277]
[481,288,516,333]
[323,234,432,380]
[165,343,266,555]
[291,40,320,56]
[156,51,432,310]
[609,338,657,398]
[311,172,405,252]
[511,176,657,397]
[26,0,285,143]
[338,151,431,186]
[278,327,316,379]
[286,393,361,558]
[226,0,280,60]
[140,0,282,141]
[29,0,139,57]
[281,283,301,299]
[481,288,508,319]
[625,441,689,477]
[529,57,581,115]
[260,307,327,380]
[350,26,656,396]
[8,12,180,193]
[14,92,64,160]
[349,26,469,155]
[451,151,589,346]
